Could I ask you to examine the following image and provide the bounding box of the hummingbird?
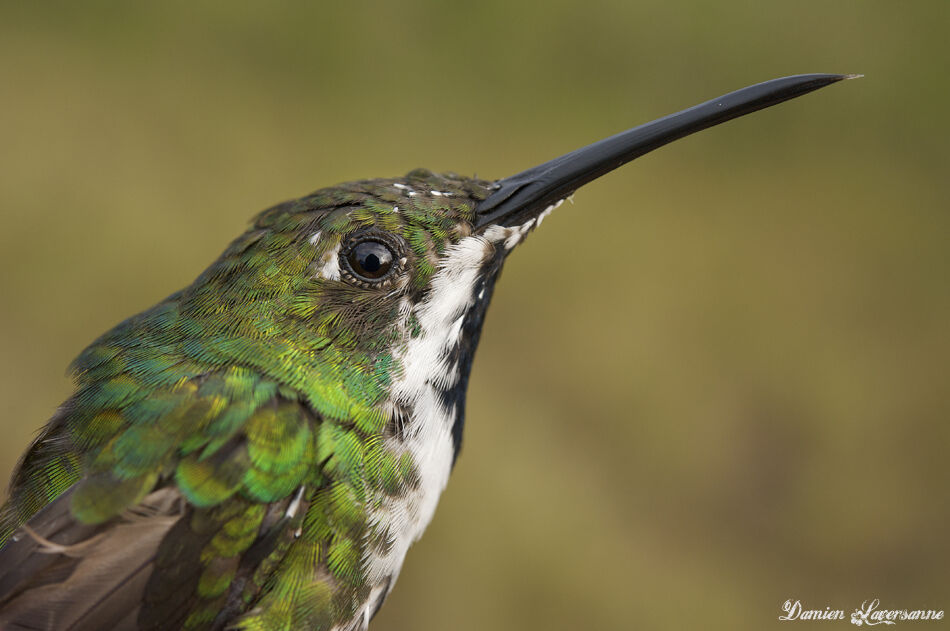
[0,74,850,630]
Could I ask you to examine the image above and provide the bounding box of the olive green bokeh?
[1,2,947,630]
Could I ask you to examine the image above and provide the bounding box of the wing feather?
[0,368,322,630]
[0,487,180,631]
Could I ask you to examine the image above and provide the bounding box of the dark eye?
[345,239,395,281]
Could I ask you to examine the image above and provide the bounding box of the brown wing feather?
[0,487,182,631]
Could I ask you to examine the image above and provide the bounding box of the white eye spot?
[393,205,400,213]
[313,241,342,280]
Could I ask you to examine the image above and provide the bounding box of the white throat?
[364,233,496,590]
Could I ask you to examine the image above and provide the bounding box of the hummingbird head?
[233,168,527,458]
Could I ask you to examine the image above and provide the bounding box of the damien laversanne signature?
[780,599,945,625]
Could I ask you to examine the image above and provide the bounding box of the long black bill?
[475,73,854,229]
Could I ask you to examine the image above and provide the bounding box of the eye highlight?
[340,235,402,285]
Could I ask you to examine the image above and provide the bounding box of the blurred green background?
[1,2,948,629]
